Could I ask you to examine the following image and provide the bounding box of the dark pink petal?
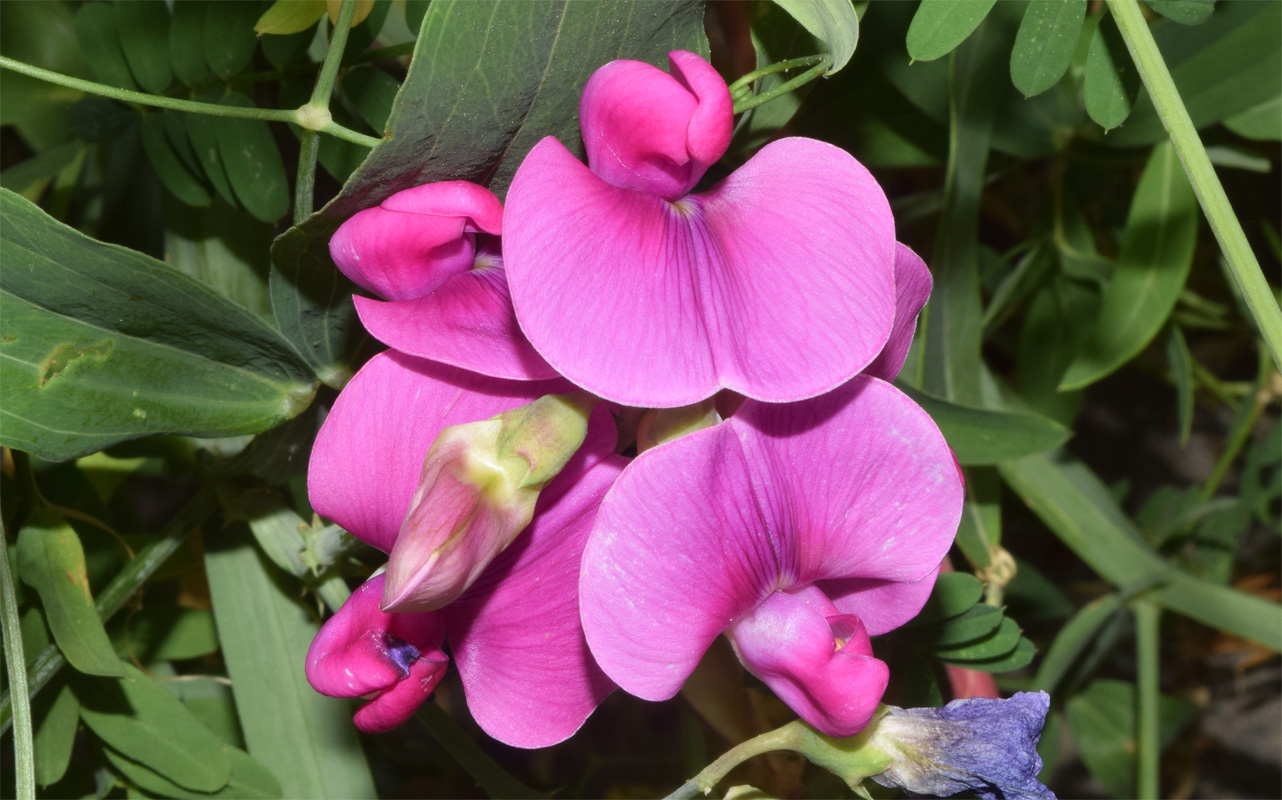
[354,264,558,380]
[865,243,933,382]
[380,181,503,235]
[727,585,889,737]
[307,350,568,552]
[444,456,625,748]
[504,137,896,407]
[818,563,942,636]
[579,52,731,199]
[305,575,449,733]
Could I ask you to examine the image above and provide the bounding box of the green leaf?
[31,679,79,787]
[270,0,707,385]
[77,664,232,792]
[770,0,859,73]
[210,92,290,223]
[954,467,1001,569]
[255,0,325,35]
[1223,95,1282,141]
[935,615,1023,661]
[896,383,1072,464]
[170,0,213,86]
[1165,325,1194,445]
[164,195,273,318]
[0,141,84,195]
[139,113,211,207]
[105,744,283,799]
[0,0,90,145]
[205,527,375,799]
[930,603,1003,647]
[75,1,137,90]
[16,510,126,677]
[906,0,998,62]
[1146,0,1216,26]
[341,66,401,135]
[1084,9,1140,130]
[736,1,824,154]
[122,607,218,662]
[114,0,174,94]
[204,0,264,80]
[1010,0,1085,97]
[184,108,238,207]
[1034,594,1124,695]
[1060,143,1197,390]
[908,572,984,628]
[261,25,316,70]
[0,189,314,461]
[952,635,1036,673]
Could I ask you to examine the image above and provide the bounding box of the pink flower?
[329,181,556,381]
[503,51,900,407]
[305,350,618,746]
[578,376,963,737]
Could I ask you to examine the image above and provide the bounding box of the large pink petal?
[307,350,568,552]
[818,562,943,636]
[354,265,558,380]
[865,243,932,382]
[504,137,896,407]
[330,206,473,301]
[444,456,624,748]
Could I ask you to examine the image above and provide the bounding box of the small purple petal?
[865,243,933,382]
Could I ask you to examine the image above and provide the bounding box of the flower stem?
[0,502,35,800]
[664,723,808,800]
[1108,0,1282,371]
[413,703,545,799]
[731,56,832,115]
[1134,598,1162,799]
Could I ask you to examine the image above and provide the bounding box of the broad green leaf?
[896,383,1071,464]
[114,0,173,94]
[930,604,1003,647]
[77,664,232,792]
[907,572,983,628]
[771,0,859,72]
[0,189,314,460]
[1105,0,1281,146]
[139,113,211,207]
[255,0,325,35]
[1146,0,1216,26]
[270,0,707,384]
[1166,326,1194,445]
[204,0,264,80]
[105,744,282,799]
[953,635,1036,673]
[906,0,997,62]
[16,510,126,678]
[75,1,137,90]
[205,528,375,799]
[1010,0,1085,97]
[1084,10,1139,130]
[31,679,78,787]
[1223,95,1282,141]
[170,0,213,86]
[1061,143,1197,390]
[164,196,273,317]
[211,92,289,223]
[934,616,1022,661]
[122,607,218,662]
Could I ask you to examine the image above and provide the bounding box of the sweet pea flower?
[305,350,618,746]
[579,375,962,737]
[329,181,556,380]
[504,51,901,407]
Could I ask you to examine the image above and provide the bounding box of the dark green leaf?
[0,0,90,145]
[935,616,1022,661]
[77,664,232,792]
[105,744,282,799]
[16,510,126,677]
[954,467,1001,569]
[170,0,213,85]
[205,527,375,798]
[163,196,273,317]
[1084,10,1140,130]
[405,0,429,33]
[184,108,239,207]
[1034,594,1123,695]
[268,237,364,388]
[66,96,136,143]
[122,607,218,662]
[736,1,822,154]
[75,1,137,90]
[906,0,998,62]
[1146,0,1216,26]
[1223,95,1282,141]
[896,383,1072,464]
[1061,143,1198,390]
[1004,558,1075,622]
[0,141,84,195]
[1010,0,1085,97]
[1166,326,1194,445]
[343,0,393,56]
[32,679,79,787]
[770,0,859,72]
[204,0,264,80]
[908,572,984,628]
[260,26,315,71]
[210,92,289,223]
[114,0,173,94]
[952,635,1036,673]
[160,111,204,178]
[0,189,314,460]
[930,603,1003,647]
[139,113,211,207]
[342,66,401,135]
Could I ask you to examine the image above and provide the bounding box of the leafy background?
[1,0,1279,798]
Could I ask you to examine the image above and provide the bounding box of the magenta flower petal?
[580,51,731,198]
[505,137,896,407]
[354,264,558,381]
[307,350,567,552]
[865,243,933,382]
[380,181,503,235]
[727,585,890,737]
[819,564,943,636]
[305,575,449,733]
[445,455,625,748]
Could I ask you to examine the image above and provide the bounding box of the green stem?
[0,488,215,734]
[732,56,832,115]
[1134,598,1161,800]
[311,0,359,108]
[0,55,379,149]
[1108,0,1282,371]
[1197,347,1270,503]
[1,510,35,800]
[295,132,321,225]
[226,41,416,91]
[727,54,828,95]
[664,723,807,800]
[413,703,544,799]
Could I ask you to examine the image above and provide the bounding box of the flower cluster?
[305,51,967,751]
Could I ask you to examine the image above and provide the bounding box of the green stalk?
[1134,599,1161,800]
[1108,0,1282,370]
[665,723,808,800]
[1198,347,1271,503]
[1,513,35,800]
[732,56,832,115]
[413,703,544,799]
[0,55,379,149]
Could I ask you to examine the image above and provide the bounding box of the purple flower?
[578,375,963,737]
[304,350,619,746]
[329,180,556,380]
[503,51,903,407]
